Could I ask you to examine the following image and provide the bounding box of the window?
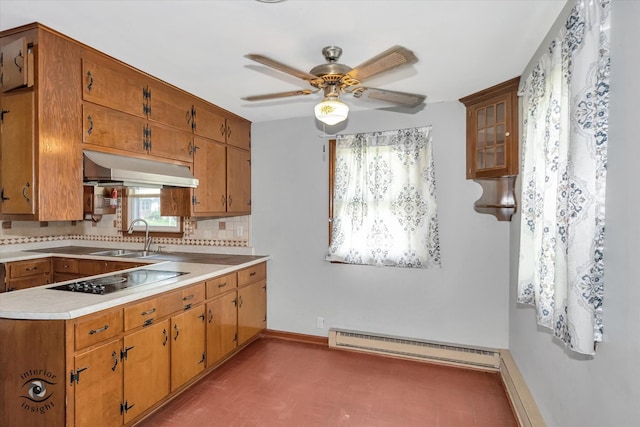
[326,126,441,268]
[122,187,182,235]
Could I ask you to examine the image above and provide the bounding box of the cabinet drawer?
[6,274,51,291]
[237,263,266,287]
[158,283,205,316]
[53,257,80,274]
[75,308,123,350]
[7,258,52,279]
[78,259,108,276]
[124,298,159,331]
[205,273,237,298]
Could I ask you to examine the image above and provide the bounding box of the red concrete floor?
[135,337,517,427]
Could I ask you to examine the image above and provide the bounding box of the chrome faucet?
[127,218,152,251]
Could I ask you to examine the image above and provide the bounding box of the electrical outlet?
[236,226,244,236]
[316,317,324,329]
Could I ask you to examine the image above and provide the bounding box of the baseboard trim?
[499,349,546,427]
[262,329,328,346]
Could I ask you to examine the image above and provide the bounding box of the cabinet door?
[468,95,515,178]
[206,292,238,366]
[83,103,147,155]
[147,82,193,133]
[227,147,251,214]
[0,91,35,214]
[193,101,226,143]
[6,274,51,291]
[237,279,266,346]
[82,57,146,118]
[192,136,226,215]
[0,37,33,92]
[77,259,108,276]
[123,319,170,423]
[74,339,123,427]
[170,304,206,391]
[147,121,193,163]
[225,116,251,150]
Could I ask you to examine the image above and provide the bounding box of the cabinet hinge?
[192,195,200,206]
[121,345,135,361]
[0,109,9,123]
[120,401,135,415]
[69,367,88,384]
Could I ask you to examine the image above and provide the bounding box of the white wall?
[508,1,640,426]
[251,100,511,349]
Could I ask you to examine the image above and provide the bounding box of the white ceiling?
[0,0,566,124]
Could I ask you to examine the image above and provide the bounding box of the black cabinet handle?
[89,325,109,335]
[86,70,93,91]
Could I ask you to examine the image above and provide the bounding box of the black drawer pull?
[141,308,157,316]
[89,325,109,335]
[218,282,228,288]
[183,294,194,301]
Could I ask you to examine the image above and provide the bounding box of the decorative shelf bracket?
[472,176,517,221]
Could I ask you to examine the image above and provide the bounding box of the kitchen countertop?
[28,246,266,265]
[0,246,269,321]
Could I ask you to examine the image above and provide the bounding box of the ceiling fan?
[242,45,426,125]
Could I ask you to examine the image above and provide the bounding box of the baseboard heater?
[328,328,501,370]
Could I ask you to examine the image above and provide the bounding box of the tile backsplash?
[0,214,251,252]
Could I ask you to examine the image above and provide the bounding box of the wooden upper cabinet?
[226,116,251,150]
[0,91,35,215]
[147,121,194,163]
[0,24,84,221]
[459,77,520,179]
[83,102,147,155]
[82,56,146,119]
[193,101,226,143]
[192,100,251,150]
[227,146,251,215]
[147,81,193,133]
[192,136,227,215]
[0,36,34,92]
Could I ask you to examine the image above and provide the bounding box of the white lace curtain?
[517,0,610,355]
[325,126,441,268]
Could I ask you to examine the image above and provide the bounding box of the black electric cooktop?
[49,269,188,295]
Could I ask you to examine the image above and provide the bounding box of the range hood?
[83,150,198,188]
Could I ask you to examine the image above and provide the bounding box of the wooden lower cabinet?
[170,305,206,391]
[0,262,267,427]
[3,258,52,292]
[122,320,170,423]
[238,279,267,346]
[206,291,238,366]
[74,338,123,427]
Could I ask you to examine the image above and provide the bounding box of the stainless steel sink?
[90,249,156,258]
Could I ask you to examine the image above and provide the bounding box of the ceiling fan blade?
[347,46,418,82]
[357,87,426,107]
[245,54,319,82]
[242,89,316,101]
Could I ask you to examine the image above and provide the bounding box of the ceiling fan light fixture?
[314,97,349,125]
